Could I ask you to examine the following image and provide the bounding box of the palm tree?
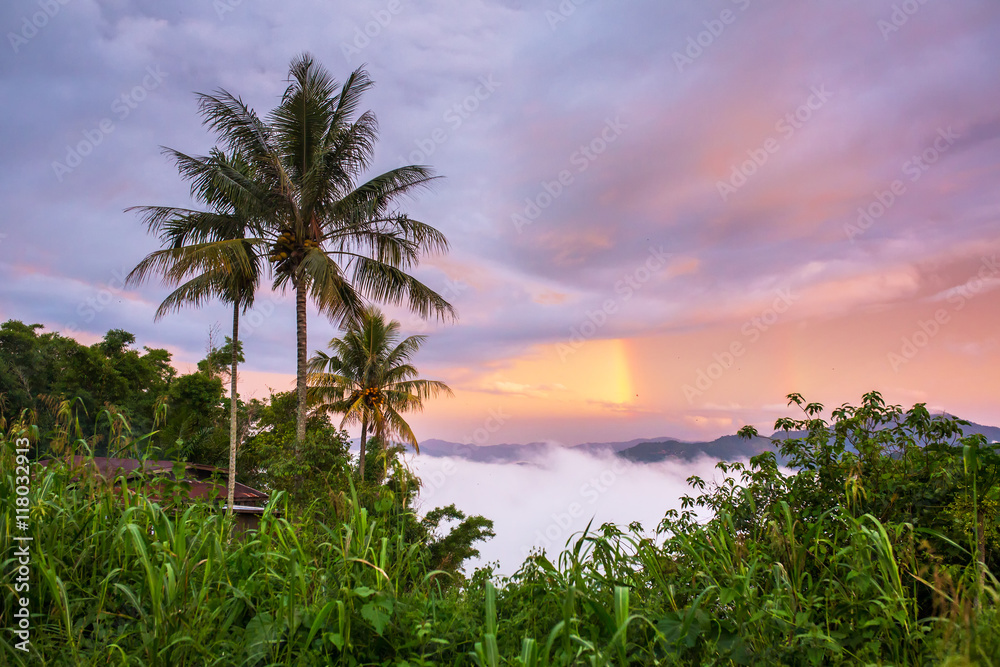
[194,53,454,450]
[307,306,452,479]
[126,149,263,512]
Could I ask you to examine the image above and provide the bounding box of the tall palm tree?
[194,53,455,450]
[126,149,264,512]
[307,306,452,479]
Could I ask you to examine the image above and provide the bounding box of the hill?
[408,436,686,464]
[409,417,998,466]
[617,433,778,464]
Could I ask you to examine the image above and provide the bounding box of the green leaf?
[361,601,392,636]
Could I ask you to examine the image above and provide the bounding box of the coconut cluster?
[269,231,321,268]
[362,386,384,408]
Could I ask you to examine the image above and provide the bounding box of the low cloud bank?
[409,447,737,575]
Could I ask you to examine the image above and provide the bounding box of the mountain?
[409,418,998,467]
[411,434,780,466]
[613,417,1000,465]
[407,439,554,463]
[962,420,1000,443]
[408,436,685,464]
[571,436,684,456]
[617,434,778,464]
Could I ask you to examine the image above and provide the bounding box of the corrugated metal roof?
[37,456,269,505]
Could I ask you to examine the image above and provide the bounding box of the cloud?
[410,447,731,575]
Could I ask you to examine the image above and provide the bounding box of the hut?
[37,456,271,532]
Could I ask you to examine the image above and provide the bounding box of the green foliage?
[238,390,354,507]
[0,320,175,451]
[0,320,254,468]
[0,414,495,665]
[197,336,244,378]
[155,370,226,460]
[725,391,1000,572]
[472,393,999,665]
[423,504,497,574]
[238,390,492,581]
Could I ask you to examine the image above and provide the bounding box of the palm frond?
[349,256,456,322]
[333,165,439,222]
[330,66,375,135]
[298,248,367,326]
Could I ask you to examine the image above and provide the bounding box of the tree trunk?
[359,415,368,481]
[978,510,986,604]
[227,302,239,514]
[295,280,308,452]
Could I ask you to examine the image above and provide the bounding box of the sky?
[2,0,999,448]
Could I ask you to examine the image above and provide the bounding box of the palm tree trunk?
[978,509,986,603]
[227,302,239,514]
[359,415,368,480]
[295,279,307,451]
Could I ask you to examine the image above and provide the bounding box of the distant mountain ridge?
[617,419,1000,465]
[412,439,553,463]
[963,421,1000,443]
[407,437,682,463]
[408,418,999,466]
[572,436,684,456]
[617,433,777,464]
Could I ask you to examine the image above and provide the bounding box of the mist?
[408,448,737,576]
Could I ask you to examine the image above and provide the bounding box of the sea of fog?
[404,448,736,576]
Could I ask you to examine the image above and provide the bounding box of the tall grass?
[0,417,466,665]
